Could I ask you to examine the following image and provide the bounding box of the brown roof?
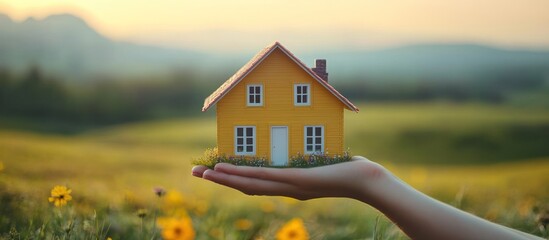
[202,41,359,112]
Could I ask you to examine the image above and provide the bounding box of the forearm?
[359,171,541,240]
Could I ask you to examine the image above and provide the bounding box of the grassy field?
[0,102,548,239]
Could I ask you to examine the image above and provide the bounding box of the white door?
[271,126,288,166]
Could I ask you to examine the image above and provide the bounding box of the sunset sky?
[1,0,549,52]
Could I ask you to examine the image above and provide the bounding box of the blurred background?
[0,0,548,239]
[1,0,549,129]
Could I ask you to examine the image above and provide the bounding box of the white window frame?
[247,84,263,106]
[304,125,324,154]
[235,126,256,155]
[294,84,311,106]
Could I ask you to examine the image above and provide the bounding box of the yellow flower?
[136,208,148,218]
[234,218,253,231]
[276,218,309,240]
[157,217,195,240]
[0,161,4,171]
[48,185,72,207]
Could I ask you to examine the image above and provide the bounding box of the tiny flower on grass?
[157,217,195,240]
[154,187,166,198]
[48,185,72,207]
[276,218,309,240]
[136,208,148,218]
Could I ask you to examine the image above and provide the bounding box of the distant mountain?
[1,12,548,85]
[0,13,208,81]
[300,44,549,83]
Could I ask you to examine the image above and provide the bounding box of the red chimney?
[312,59,328,82]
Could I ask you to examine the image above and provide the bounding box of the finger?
[191,165,209,178]
[213,163,304,184]
[202,169,303,197]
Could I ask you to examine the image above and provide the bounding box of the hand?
[191,156,390,202]
[192,156,543,239]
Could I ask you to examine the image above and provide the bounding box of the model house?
[202,42,359,166]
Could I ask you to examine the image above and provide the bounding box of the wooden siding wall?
[216,48,345,160]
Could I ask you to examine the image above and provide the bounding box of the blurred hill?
[305,44,549,83]
[0,13,208,81]
[1,12,549,85]
[1,12,548,130]
[318,44,549,103]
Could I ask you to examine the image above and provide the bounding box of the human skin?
[192,156,542,240]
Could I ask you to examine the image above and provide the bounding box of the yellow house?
[202,42,359,166]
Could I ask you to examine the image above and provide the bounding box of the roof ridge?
[202,42,278,111]
[202,42,359,112]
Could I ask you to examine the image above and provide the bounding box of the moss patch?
[192,147,352,169]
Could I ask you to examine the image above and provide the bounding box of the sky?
[1,0,549,52]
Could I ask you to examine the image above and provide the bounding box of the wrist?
[353,162,402,210]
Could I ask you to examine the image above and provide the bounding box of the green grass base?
[192,147,352,169]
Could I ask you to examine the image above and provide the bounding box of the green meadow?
[1,102,548,239]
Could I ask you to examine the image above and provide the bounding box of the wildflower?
[106,237,112,240]
[154,187,166,198]
[48,185,72,207]
[157,217,195,240]
[276,218,309,240]
[136,208,148,218]
[234,218,253,231]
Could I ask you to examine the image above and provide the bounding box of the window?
[247,85,263,106]
[294,84,310,106]
[235,126,255,155]
[304,126,323,154]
